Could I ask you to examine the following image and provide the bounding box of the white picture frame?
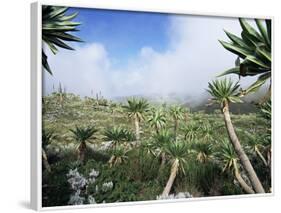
[31,1,274,211]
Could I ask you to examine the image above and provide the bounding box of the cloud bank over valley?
[43,14,258,103]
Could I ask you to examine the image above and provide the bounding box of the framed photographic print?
[31,1,273,210]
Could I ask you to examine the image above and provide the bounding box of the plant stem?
[222,101,265,193]
[162,159,179,196]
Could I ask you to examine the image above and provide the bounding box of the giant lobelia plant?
[219,18,271,98]
[42,6,83,74]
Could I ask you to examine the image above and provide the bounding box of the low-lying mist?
[43,15,262,110]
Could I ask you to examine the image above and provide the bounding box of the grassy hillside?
[42,93,271,207]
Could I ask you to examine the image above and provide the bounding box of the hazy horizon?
[43,8,259,100]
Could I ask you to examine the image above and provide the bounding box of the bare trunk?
[174,119,178,141]
[233,160,254,194]
[162,159,179,197]
[159,152,166,172]
[260,83,271,104]
[267,147,271,169]
[59,93,63,108]
[256,148,268,167]
[108,156,115,167]
[185,113,189,123]
[222,102,265,193]
[155,125,159,135]
[134,115,140,142]
[77,141,87,164]
[42,149,51,172]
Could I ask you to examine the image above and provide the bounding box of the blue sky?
[68,8,170,68]
[44,7,256,99]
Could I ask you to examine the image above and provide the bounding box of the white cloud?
[43,15,256,99]
[43,43,111,96]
